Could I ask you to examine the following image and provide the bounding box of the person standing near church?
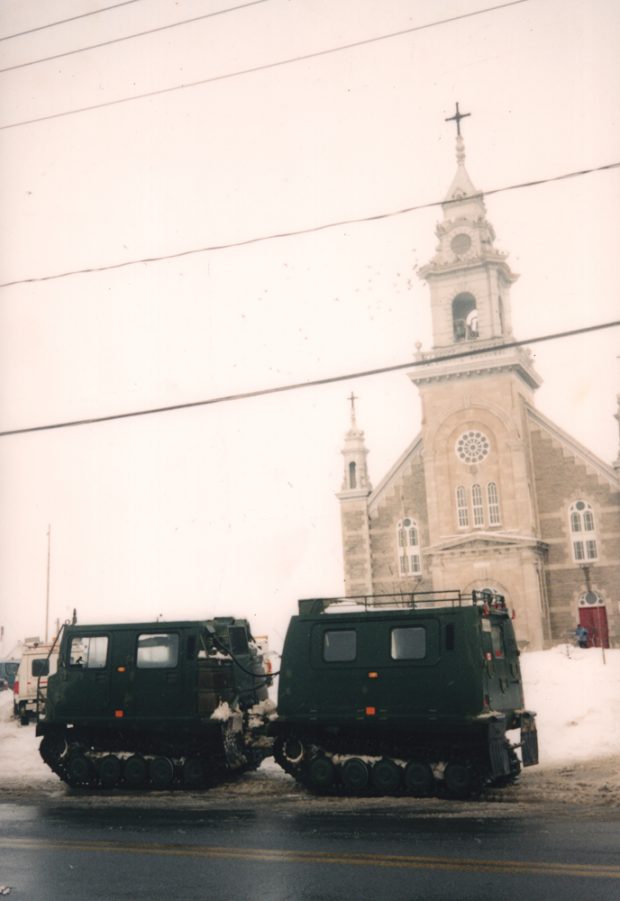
[575,624,588,648]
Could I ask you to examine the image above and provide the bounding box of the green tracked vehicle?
[272,590,538,798]
[35,616,273,790]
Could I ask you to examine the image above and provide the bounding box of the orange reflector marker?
[114,710,124,718]
[368,672,378,679]
[365,706,376,716]
[117,666,126,673]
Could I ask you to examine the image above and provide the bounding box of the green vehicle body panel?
[41,617,267,735]
[277,595,530,742]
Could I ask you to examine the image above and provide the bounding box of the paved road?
[1,801,620,900]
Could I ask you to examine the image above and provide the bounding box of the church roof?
[368,433,423,514]
[526,404,619,487]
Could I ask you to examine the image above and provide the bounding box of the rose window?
[456,430,490,464]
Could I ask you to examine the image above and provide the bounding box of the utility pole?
[45,525,51,643]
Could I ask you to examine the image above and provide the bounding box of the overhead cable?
[0,0,146,42]
[1,320,617,438]
[1,160,618,291]
[0,0,272,74]
[0,0,531,129]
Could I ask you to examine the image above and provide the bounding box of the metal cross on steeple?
[445,102,471,137]
[348,391,358,425]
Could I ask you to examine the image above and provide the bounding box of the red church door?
[579,606,610,649]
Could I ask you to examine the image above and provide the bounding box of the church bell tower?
[412,105,548,649]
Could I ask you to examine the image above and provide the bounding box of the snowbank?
[520,644,620,764]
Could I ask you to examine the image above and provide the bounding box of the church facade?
[337,127,620,651]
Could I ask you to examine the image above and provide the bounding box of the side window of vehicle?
[69,636,108,668]
[323,629,357,662]
[390,626,426,660]
[136,633,179,669]
[228,626,249,656]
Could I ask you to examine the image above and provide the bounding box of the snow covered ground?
[0,645,618,811]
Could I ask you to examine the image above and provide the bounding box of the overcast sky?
[0,0,618,654]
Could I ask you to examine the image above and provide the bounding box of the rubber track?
[39,735,262,792]
[273,737,494,799]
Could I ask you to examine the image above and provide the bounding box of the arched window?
[487,482,501,525]
[569,501,598,562]
[397,518,422,576]
[452,293,477,342]
[456,486,469,528]
[472,484,484,526]
[348,461,357,490]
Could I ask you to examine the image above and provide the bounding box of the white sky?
[0,0,619,653]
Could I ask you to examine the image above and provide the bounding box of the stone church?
[337,119,620,651]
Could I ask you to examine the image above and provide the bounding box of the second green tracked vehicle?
[272,590,538,798]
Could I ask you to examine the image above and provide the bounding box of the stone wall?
[530,425,620,647]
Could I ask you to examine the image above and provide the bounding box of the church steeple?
[339,393,372,495]
[337,393,373,597]
[415,105,540,392]
[418,104,521,353]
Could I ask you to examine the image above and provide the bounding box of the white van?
[13,643,58,725]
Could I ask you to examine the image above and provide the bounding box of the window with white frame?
[456,487,469,528]
[487,482,501,525]
[472,484,484,526]
[397,518,422,576]
[569,500,598,562]
[455,482,502,530]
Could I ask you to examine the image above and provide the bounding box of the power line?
[1,160,618,291]
[0,0,272,74]
[1,320,617,438]
[0,0,532,130]
[0,1,146,42]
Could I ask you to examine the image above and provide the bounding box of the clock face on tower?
[450,233,472,255]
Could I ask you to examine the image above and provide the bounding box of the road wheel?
[150,756,174,789]
[340,758,370,793]
[282,737,305,765]
[182,758,205,789]
[124,755,148,788]
[308,756,336,792]
[404,761,435,796]
[40,732,67,766]
[444,760,482,798]
[99,755,122,789]
[67,753,93,787]
[371,758,402,795]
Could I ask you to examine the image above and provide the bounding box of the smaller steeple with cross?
[339,393,372,495]
[348,391,358,429]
